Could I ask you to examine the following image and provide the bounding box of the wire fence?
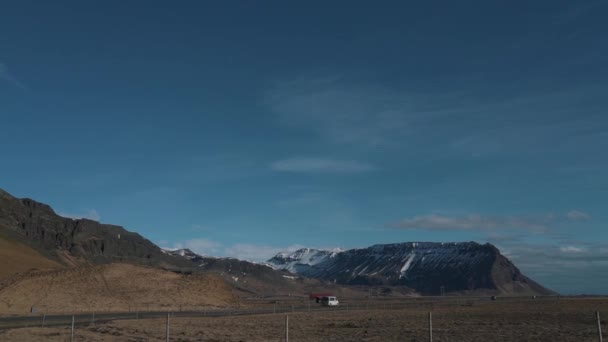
[0,297,606,341]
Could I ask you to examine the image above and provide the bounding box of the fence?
[0,297,605,341]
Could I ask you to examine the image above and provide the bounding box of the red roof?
[309,293,334,300]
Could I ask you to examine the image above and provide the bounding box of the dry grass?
[1,298,607,341]
[0,263,237,314]
[0,234,63,279]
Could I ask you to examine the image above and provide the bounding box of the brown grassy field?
[0,263,238,314]
[0,233,63,279]
[1,297,606,341]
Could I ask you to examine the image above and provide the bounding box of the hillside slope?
[0,231,63,278]
[0,263,237,314]
[164,249,354,298]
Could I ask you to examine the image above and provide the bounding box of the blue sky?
[1,1,607,294]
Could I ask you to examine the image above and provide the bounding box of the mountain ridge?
[0,188,555,296]
[0,188,317,297]
[0,189,190,269]
[268,242,555,295]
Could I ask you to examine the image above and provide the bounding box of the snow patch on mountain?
[162,248,205,260]
[399,252,416,279]
[267,247,343,273]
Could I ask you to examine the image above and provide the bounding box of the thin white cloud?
[389,214,549,232]
[59,209,101,221]
[266,76,606,161]
[0,62,27,90]
[187,224,214,232]
[566,210,590,221]
[223,243,305,262]
[271,157,376,173]
[265,77,415,146]
[560,246,585,253]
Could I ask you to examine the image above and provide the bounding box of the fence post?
[598,311,604,342]
[166,312,170,342]
[285,314,289,342]
[71,315,75,342]
[429,312,433,342]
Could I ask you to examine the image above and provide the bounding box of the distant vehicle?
[320,296,339,306]
[309,292,335,303]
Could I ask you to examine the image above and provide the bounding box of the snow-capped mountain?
[162,248,206,262]
[162,247,304,294]
[267,248,342,274]
[268,242,554,295]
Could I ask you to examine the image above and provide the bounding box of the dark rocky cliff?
[0,188,189,268]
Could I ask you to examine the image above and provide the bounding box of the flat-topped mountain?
[268,248,341,274]
[268,242,554,295]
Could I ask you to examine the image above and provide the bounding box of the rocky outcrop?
[0,188,190,268]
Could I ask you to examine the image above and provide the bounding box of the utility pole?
[429,312,433,342]
[598,311,604,342]
[166,312,170,342]
[71,315,75,342]
[285,315,289,342]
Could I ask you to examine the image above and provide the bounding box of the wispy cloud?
[58,209,101,221]
[265,76,607,161]
[388,213,551,232]
[265,77,415,146]
[186,224,215,232]
[271,157,376,173]
[389,209,593,233]
[566,210,590,221]
[560,246,585,253]
[223,243,305,262]
[0,62,27,90]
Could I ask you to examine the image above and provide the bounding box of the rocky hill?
[268,242,554,295]
[0,189,197,270]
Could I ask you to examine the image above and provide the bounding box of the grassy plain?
[1,297,606,341]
